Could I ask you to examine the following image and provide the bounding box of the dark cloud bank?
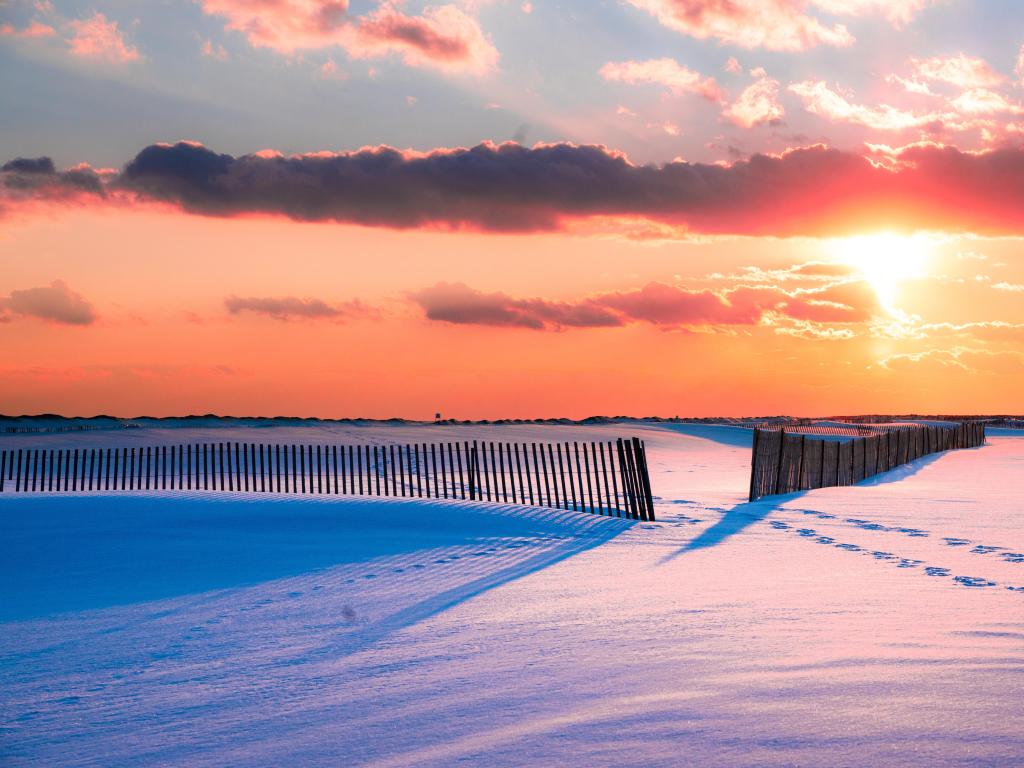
[2,140,1024,235]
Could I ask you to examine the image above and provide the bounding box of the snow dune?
[1,423,1022,767]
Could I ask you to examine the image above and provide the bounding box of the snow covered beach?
[1,423,1022,767]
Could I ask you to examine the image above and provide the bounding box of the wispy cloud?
[599,58,724,102]
[224,295,374,321]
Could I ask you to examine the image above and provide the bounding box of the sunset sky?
[2,0,1023,418]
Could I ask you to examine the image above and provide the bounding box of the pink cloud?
[789,80,943,130]
[1,280,97,326]
[950,89,1024,116]
[348,2,497,74]
[410,278,881,332]
[410,283,623,330]
[625,0,853,51]
[724,56,742,74]
[0,20,56,38]
[724,74,784,128]
[224,295,372,321]
[626,0,937,50]
[812,0,934,27]
[599,58,723,102]
[67,12,139,63]
[911,53,1004,89]
[200,38,228,60]
[200,0,497,74]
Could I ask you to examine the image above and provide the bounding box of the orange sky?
[2,205,1022,418]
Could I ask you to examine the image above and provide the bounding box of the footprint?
[925,566,951,577]
[870,551,897,560]
[897,559,923,569]
[1001,553,1024,564]
[943,538,971,547]
[898,528,929,537]
[953,576,996,588]
[797,528,817,537]
[770,521,790,530]
[816,536,835,545]
[970,545,1003,555]
[836,543,861,552]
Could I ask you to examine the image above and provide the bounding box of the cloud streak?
[410,279,880,331]
[224,295,372,321]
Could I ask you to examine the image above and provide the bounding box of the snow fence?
[748,422,986,501]
[0,437,656,521]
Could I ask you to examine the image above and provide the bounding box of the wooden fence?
[748,422,986,501]
[0,437,656,521]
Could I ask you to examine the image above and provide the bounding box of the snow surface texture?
[1,423,1022,767]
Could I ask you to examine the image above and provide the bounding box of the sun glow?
[830,233,932,310]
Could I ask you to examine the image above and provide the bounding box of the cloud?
[625,0,935,49]
[200,38,228,60]
[199,0,497,74]
[911,53,1004,89]
[878,346,1024,374]
[1,280,97,325]
[67,12,139,62]
[625,0,853,51]
[789,80,942,130]
[410,278,880,331]
[723,73,784,127]
[0,20,56,38]
[1,155,104,204]
[812,0,934,26]
[599,58,724,102]
[8,140,1024,237]
[224,295,372,321]
[410,283,623,329]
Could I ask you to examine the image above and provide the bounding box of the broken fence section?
[748,421,986,501]
[0,436,656,521]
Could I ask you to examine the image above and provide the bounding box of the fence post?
[773,429,786,496]
[632,437,655,521]
[748,428,761,501]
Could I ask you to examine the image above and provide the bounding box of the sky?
[1,0,1023,418]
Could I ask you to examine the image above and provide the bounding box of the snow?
[1,423,1022,767]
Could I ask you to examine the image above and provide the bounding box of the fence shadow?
[306,517,633,662]
[660,493,804,563]
[0,493,632,622]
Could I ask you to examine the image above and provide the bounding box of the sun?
[829,233,932,310]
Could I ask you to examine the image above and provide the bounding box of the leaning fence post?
[633,437,655,521]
